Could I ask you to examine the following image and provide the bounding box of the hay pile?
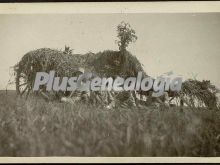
[87,50,147,78]
[14,48,88,96]
[14,48,220,109]
[181,79,219,108]
[14,48,146,97]
[15,48,85,78]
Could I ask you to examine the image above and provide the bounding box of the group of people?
[60,67,172,109]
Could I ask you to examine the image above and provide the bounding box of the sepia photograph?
[0,2,220,163]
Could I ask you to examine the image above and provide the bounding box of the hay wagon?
[14,48,146,100]
[14,48,89,99]
[14,47,219,109]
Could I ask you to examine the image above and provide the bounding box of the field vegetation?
[0,90,219,156]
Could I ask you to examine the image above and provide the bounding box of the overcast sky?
[0,13,220,90]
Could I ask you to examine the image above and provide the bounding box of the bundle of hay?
[15,48,86,77]
[181,79,219,109]
[14,48,90,97]
[86,50,147,105]
[88,50,147,78]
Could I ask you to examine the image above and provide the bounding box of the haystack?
[14,48,146,98]
[87,50,147,78]
[181,79,219,109]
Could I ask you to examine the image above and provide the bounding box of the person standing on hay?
[113,21,139,109]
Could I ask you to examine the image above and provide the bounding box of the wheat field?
[0,90,219,157]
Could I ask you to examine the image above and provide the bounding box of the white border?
[0,1,220,163]
[0,2,220,14]
[0,157,220,163]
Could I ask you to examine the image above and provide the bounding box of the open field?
[0,90,219,156]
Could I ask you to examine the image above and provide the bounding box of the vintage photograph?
[0,3,220,159]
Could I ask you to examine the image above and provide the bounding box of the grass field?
[0,90,219,156]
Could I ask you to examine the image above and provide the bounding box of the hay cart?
[14,48,147,104]
[14,48,85,100]
[15,47,219,109]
